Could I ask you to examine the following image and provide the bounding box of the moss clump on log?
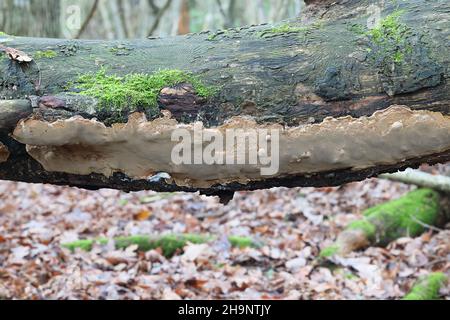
[403,273,448,300]
[319,244,340,258]
[354,9,443,96]
[320,188,441,257]
[33,50,57,59]
[72,69,217,112]
[62,234,258,257]
[259,21,323,38]
[261,23,308,35]
[366,10,412,64]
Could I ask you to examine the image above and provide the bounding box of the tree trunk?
[0,0,449,198]
[0,0,61,38]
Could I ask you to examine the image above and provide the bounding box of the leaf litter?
[0,164,448,299]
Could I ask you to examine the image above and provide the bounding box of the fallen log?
[403,272,448,300]
[62,234,258,257]
[320,188,450,257]
[0,0,449,196]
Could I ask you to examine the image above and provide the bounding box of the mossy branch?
[320,189,443,258]
[62,234,259,257]
[403,273,448,300]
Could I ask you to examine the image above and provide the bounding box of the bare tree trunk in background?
[109,0,126,38]
[0,0,61,38]
[177,0,190,35]
[117,0,130,38]
[98,0,115,40]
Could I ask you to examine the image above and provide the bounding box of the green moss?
[319,244,340,258]
[263,23,308,35]
[344,272,359,280]
[0,31,8,36]
[205,29,234,42]
[228,236,259,249]
[320,189,441,258]
[72,68,217,112]
[259,21,323,38]
[33,50,57,59]
[403,273,448,300]
[63,239,94,251]
[349,11,412,64]
[207,33,217,41]
[360,10,413,65]
[365,10,412,63]
[62,234,256,257]
[359,188,440,244]
[346,220,377,240]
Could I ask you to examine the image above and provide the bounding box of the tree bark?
[0,0,449,197]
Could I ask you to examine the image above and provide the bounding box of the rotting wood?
[0,0,448,197]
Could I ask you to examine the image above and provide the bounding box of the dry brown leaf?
[185,278,208,289]
[134,209,152,221]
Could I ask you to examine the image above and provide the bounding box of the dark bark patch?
[0,60,40,97]
[378,37,444,96]
[314,66,352,101]
[158,83,206,120]
[240,100,258,114]
[58,43,78,56]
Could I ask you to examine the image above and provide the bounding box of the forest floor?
[0,165,449,300]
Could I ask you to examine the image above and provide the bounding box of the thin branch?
[216,0,227,19]
[226,0,237,28]
[379,168,450,194]
[75,0,100,39]
[147,0,173,37]
[117,0,130,38]
[147,0,159,14]
[410,215,444,233]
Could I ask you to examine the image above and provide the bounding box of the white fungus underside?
[12,105,450,188]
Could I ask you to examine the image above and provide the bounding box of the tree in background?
[0,0,304,39]
[0,0,61,38]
